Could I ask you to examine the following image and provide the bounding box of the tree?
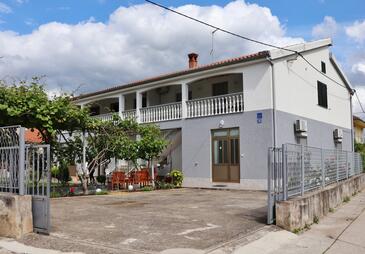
[0,79,167,194]
[0,78,91,143]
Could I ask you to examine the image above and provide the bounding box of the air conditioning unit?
[295,119,308,133]
[334,128,343,142]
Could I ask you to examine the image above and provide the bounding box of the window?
[89,106,100,116]
[321,61,326,74]
[212,82,228,96]
[317,81,328,108]
[110,102,119,112]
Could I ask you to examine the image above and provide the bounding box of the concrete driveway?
[20,188,268,254]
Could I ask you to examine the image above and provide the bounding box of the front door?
[212,128,240,183]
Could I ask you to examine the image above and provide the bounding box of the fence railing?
[92,113,114,121]
[140,102,182,123]
[284,144,362,197]
[0,126,24,194]
[121,109,136,120]
[186,92,243,118]
[24,144,51,196]
[268,143,363,224]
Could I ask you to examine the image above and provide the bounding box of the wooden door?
[212,128,240,183]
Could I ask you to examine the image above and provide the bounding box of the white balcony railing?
[186,92,243,118]
[121,109,136,120]
[140,102,182,123]
[93,112,114,121]
[91,92,244,123]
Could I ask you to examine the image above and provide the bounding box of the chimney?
[188,53,198,69]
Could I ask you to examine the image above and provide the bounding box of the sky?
[0,0,364,111]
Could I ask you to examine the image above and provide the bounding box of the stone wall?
[276,174,365,231]
[0,194,33,238]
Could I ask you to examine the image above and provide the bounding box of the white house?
[73,38,354,190]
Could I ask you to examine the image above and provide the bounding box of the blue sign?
[257,112,263,124]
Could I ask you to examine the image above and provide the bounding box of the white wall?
[241,62,273,111]
[273,47,352,129]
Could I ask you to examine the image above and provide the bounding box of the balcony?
[186,92,243,118]
[121,109,137,120]
[140,102,182,123]
[92,92,243,123]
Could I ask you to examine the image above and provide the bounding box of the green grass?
[313,216,319,224]
[140,186,154,192]
[95,190,109,195]
[343,196,351,203]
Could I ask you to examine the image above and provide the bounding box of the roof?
[73,38,352,101]
[25,129,42,143]
[354,116,365,128]
[330,54,354,95]
[73,50,270,101]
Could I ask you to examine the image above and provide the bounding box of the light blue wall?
[158,110,274,182]
[157,108,352,188]
[275,110,352,152]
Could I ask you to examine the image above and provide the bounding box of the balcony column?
[181,82,188,119]
[118,94,125,119]
[136,90,143,123]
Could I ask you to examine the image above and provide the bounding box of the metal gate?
[267,144,363,225]
[267,146,284,224]
[0,126,51,234]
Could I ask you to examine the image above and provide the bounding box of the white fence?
[121,109,136,120]
[93,113,114,121]
[186,92,243,118]
[92,92,244,123]
[140,102,181,123]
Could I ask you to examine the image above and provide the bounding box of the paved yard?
[20,188,267,254]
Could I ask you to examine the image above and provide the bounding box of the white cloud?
[15,0,28,5]
[353,86,365,115]
[0,0,303,94]
[0,2,12,13]
[352,62,365,75]
[312,16,338,39]
[346,20,365,43]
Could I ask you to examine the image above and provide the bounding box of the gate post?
[282,144,287,200]
[301,145,304,196]
[18,127,25,195]
[267,148,273,224]
[346,152,349,179]
[321,148,325,188]
[336,149,339,182]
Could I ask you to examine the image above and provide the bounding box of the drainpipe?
[267,57,277,148]
[350,91,354,152]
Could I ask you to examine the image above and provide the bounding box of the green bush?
[343,196,350,203]
[51,166,59,180]
[141,186,153,192]
[96,190,108,195]
[58,160,71,184]
[51,161,71,184]
[169,169,184,187]
[313,216,319,224]
[155,180,175,190]
[50,191,61,198]
[96,175,106,185]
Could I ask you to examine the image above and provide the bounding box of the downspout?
[350,90,354,152]
[267,57,277,148]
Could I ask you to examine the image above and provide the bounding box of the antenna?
[210,28,219,62]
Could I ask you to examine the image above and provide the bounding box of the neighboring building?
[25,129,42,143]
[73,38,354,190]
[353,116,365,144]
